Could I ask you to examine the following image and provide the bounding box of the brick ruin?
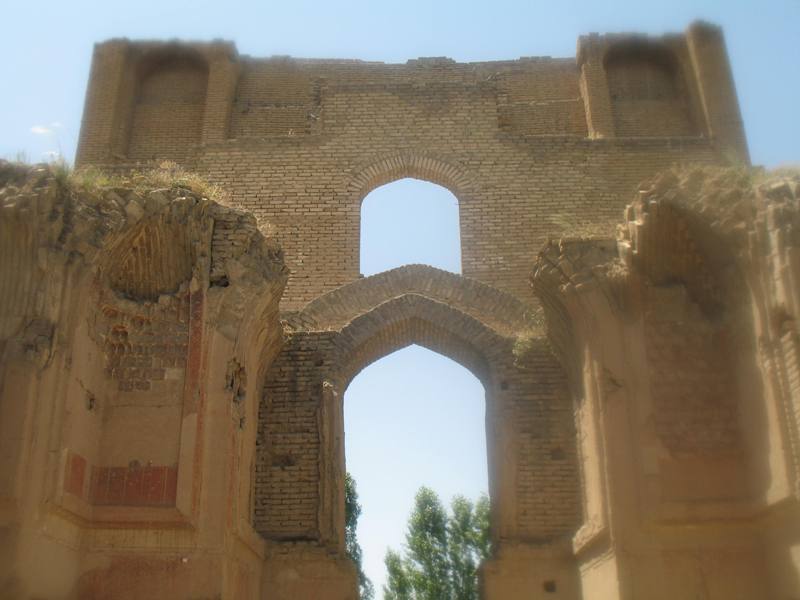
[0,19,799,600]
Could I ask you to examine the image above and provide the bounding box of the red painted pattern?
[64,452,87,498]
[89,465,178,506]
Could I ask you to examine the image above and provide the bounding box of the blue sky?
[355,180,470,593]
[2,0,798,167]
[3,0,798,596]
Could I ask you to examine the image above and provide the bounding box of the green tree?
[384,549,413,600]
[345,472,375,600]
[384,487,491,600]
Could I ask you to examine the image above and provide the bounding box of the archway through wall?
[255,265,581,597]
[360,178,461,276]
[344,344,487,595]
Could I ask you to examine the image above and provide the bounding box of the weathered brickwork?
[496,59,588,136]
[534,167,800,600]
[643,286,741,458]
[509,342,578,540]
[605,45,698,137]
[0,162,289,599]
[6,19,800,600]
[256,332,333,540]
[96,294,190,393]
[257,265,580,561]
[75,22,747,310]
[787,333,800,436]
[230,58,321,138]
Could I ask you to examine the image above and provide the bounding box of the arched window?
[360,178,461,276]
[605,43,697,137]
[127,53,208,160]
[344,345,487,594]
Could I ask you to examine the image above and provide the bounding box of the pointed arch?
[256,267,579,549]
[337,294,504,390]
[296,264,540,338]
[347,154,478,203]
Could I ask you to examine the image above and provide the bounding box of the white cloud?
[50,121,62,128]
[42,150,61,159]
[31,125,53,135]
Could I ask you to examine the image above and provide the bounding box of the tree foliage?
[345,472,375,600]
[384,487,491,600]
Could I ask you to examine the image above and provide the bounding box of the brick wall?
[257,266,580,543]
[97,294,190,394]
[198,130,719,310]
[75,24,747,311]
[643,286,741,458]
[496,58,587,136]
[72,24,751,551]
[230,59,318,138]
[503,341,579,539]
[256,332,333,539]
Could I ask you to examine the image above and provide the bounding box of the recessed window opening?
[360,178,461,276]
[127,54,209,160]
[345,345,487,598]
[604,44,696,137]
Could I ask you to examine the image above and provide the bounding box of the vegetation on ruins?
[1,157,232,206]
[345,473,375,600]
[383,487,490,600]
[69,161,233,204]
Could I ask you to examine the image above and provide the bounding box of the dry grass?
[2,158,232,206]
[67,160,232,204]
[768,163,800,178]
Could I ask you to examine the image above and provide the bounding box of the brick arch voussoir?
[297,264,542,338]
[335,294,513,390]
[346,153,478,203]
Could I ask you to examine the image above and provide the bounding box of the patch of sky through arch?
[360,178,461,275]
[345,346,487,598]
[351,178,484,597]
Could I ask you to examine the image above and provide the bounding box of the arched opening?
[604,42,697,137]
[360,178,461,276]
[254,266,581,597]
[344,344,488,596]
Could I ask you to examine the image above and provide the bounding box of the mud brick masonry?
[1,19,799,600]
